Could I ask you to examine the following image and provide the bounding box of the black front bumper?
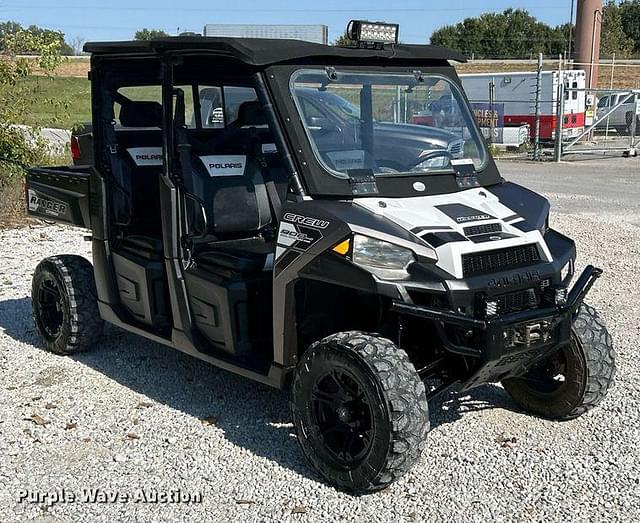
[391,265,602,389]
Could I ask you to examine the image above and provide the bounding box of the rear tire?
[502,303,615,420]
[32,255,104,355]
[625,112,639,135]
[291,331,429,494]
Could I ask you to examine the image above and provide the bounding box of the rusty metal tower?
[574,0,603,89]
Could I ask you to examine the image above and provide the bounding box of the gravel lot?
[1,160,639,522]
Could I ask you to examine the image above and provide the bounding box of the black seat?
[173,98,282,275]
[190,156,275,274]
[197,238,274,273]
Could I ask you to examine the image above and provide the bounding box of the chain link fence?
[455,56,640,161]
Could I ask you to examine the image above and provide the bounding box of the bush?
[0,28,66,225]
[0,174,27,225]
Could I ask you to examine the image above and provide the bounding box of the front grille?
[462,244,541,277]
[464,223,501,236]
[497,288,540,314]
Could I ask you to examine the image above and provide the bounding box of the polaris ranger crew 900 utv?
[26,21,615,493]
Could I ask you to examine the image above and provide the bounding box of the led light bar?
[347,20,399,48]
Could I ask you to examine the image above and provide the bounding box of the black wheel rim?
[519,346,569,395]
[36,277,64,341]
[310,368,375,468]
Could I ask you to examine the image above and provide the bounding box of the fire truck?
[459,70,587,141]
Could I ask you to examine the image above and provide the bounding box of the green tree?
[0,21,22,51]
[0,23,73,56]
[0,29,65,174]
[332,32,355,46]
[134,28,170,41]
[601,0,635,57]
[619,0,640,53]
[430,8,571,58]
[0,27,67,220]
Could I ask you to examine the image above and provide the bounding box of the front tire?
[502,303,615,420]
[32,255,104,355]
[291,331,429,494]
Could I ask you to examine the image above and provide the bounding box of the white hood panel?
[354,188,551,279]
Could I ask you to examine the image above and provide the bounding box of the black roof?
[83,36,466,66]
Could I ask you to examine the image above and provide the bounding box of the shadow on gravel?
[428,384,519,430]
[0,295,519,482]
[0,297,39,345]
[0,296,316,480]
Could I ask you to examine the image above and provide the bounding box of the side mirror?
[308,116,332,129]
[308,116,341,135]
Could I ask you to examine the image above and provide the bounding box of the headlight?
[352,235,415,279]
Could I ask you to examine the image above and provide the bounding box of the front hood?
[354,186,552,279]
[374,122,458,147]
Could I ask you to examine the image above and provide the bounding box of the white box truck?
[460,70,586,140]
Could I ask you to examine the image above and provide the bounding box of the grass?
[18,76,91,129]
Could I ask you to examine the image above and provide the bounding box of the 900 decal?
[275,212,329,269]
[280,228,315,244]
[275,213,331,276]
[277,221,323,252]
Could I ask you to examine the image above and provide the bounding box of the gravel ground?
[1,163,639,522]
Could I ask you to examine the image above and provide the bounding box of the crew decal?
[199,155,246,177]
[274,213,329,275]
[27,189,68,219]
[282,213,329,229]
[127,147,163,167]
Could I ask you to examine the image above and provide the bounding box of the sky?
[0,1,575,44]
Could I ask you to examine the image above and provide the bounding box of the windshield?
[290,70,487,179]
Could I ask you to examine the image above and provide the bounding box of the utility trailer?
[460,70,587,141]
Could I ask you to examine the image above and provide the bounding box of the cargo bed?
[26,166,92,228]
